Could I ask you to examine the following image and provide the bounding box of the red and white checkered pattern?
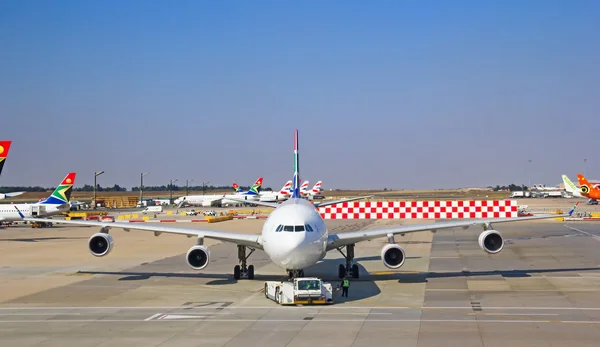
[318,200,518,219]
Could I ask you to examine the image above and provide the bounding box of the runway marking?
[144,313,163,321]
[564,225,600,242]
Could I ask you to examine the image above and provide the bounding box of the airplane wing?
[20,217,263,250]
[224,197,280,208]
[225,195,375,209]
[313,196,374,208]
[326,206,577,251]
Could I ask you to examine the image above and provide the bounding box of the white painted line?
[564,225,600,242]
[144,313,163,321]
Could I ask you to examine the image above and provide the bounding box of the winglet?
[14,205,24,219]
[568,202,579,216]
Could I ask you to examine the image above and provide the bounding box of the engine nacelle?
[88,233,114,257]
[186,245,210,270]
[381,244,406,269]
[478,230,504,254]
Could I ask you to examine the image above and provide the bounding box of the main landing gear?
[234,245,255,280]
[337,244,359,279]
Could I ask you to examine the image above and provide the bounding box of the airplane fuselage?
[0,203,68,222]
[260,198,328,270]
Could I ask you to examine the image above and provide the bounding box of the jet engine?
[478,230,504,254]
[186,245,210,270]
[381,244,406,269]
[88,233,114,257]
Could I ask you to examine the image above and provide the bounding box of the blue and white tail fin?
[291,129,301,198]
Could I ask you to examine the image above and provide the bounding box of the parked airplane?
[563,174,600,201]
[0,140,25,200]
[577,174,600,200]
[221,177,263,206]
[309,181,323,196]
[562,175,583,198]
[174,194,224,207]
[1,172,76,222]
[259,180,292,202]
[19,130,576,281]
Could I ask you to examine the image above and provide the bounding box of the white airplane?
[0,140,25,200]
[308,181,323,196]
[1,172,76,222]
[174,194,225,207]
[19,131,576,281]
[259,180,292,202]
[221,177,262,206]
[562,175,584,198]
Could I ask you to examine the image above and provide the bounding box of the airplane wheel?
[351,264,359,279]
[338,264,346,279]
[234,265,241,280]
[248,265,255,279]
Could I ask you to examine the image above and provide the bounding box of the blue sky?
[1,0,598,189]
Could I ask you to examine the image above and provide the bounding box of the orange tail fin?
[577,174,600,198]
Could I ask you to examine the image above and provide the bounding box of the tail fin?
[232,182,242,192]
[40,172,76,205]
[562,175,581,197]
[291,129,301,198]
[312,181,322,193]
[0,140,12,176]
[577,174,599,196]
[248,177,263,194]
[280,180,292,195]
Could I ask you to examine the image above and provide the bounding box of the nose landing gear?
[234,245,255,280]
[287,269,304,280]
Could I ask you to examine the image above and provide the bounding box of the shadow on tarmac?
[0,236,87,242]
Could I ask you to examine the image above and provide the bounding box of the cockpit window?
[305,224,313,232]
[276,225,283,232]
[295,225,305,232]
[283,225,294,232]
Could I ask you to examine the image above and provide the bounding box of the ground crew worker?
[340,278,350,297]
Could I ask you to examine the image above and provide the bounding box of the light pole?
[528,159,532,189]
[93,171,104,208]
[139,172,149,204]
[186,179,194,196]
[169,179,178,204]
[584,158,587,177]
[202,181,210,195]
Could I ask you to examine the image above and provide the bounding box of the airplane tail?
[562,175,582,197]
[232,182,242,193]
[0,141,12,176]
[312,181,322,193]
[39,172,76,205]
[248,177,263,195]
[291,129,301,198]
[300,181,309,194]
[280,180,292,195]
[577,173,599,196]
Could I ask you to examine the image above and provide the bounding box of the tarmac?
[1,199,600,346]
